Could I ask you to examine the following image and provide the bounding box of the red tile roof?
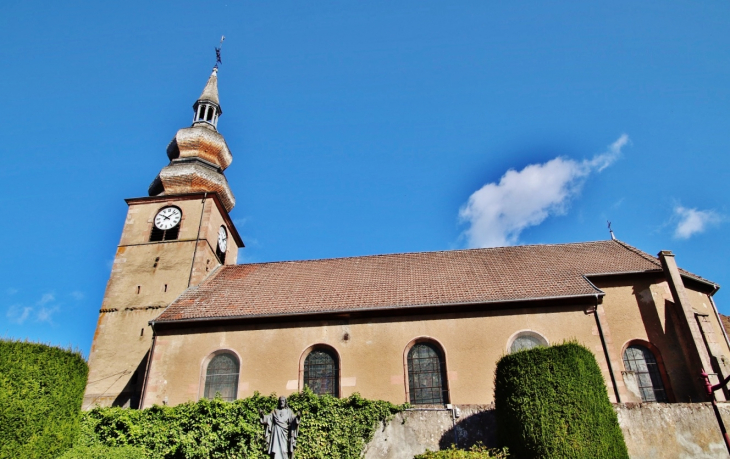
[154,240,710,323]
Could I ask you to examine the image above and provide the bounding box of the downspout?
[593,294,621,403]
[139,323,157,409]
[187,192,208,287]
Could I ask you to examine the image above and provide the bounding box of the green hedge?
[0,339,88,459]
[415,444,509,458]
[76,389,405,458]
[494,342,628,459]
[57,445,148,459]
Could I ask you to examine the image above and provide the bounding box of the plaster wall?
[142,304,606,408]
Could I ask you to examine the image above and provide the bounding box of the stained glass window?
[204,353,239,402]
[623,345,667,402]
[304,349,339,396]
[407,342,448,405]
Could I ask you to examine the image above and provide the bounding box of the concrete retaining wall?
[363,403,730,458]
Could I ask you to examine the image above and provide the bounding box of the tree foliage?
[78,388,405,458]
[494,342,628,459]
[0,339,88,459]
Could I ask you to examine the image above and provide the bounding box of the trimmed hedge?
[494,342,628,459]
[77,388,405,458]
[0,339,88,459]
[415,444,509,458]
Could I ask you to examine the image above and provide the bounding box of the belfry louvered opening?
[150,225,180,242]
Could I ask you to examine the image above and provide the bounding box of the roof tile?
[155,240,702,322]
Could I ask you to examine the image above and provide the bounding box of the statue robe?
[262,408,299,459]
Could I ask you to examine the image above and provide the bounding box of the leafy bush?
[57,445,149,459]
[0,339,88,459]
[415,444,509,458]
[78,388,404,459]
[494,342,628,459]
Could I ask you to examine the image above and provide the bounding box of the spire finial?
[214,36,225,69]
[608,221,616,240]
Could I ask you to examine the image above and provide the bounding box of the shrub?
[415,444,509,458]
[0,339,88,459]
[494,342,628,459]
[78,388,405,459]
[57,445,149,459]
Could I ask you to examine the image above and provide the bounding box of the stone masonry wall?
[363,403,730,459]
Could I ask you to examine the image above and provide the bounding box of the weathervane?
[607,221,616,240]
[214,36,225,69]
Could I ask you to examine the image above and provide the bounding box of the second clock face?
[218,226,228,253]
[155,207,182,230]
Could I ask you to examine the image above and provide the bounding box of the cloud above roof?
[673,206,722,239]
[459,135,629,248]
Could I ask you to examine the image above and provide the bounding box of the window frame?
[403,337,450,406]
[507,330,549,354]
[199,349,241,402]
[621,340,674,403]
[299,344,341,397]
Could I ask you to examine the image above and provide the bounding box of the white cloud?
[37,293,55,306]
[6,304,32,324]
[5,292,63,325]
[36,306,59,324]
[70,291,85,301]
[6,288,18,295]
[459,134,629,248]
[673,206,722,239]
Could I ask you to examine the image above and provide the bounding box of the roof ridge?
[224,240,618,268]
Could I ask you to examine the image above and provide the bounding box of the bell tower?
[84,67,243,409]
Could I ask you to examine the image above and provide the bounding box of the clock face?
[218,226,228,253]
[154,207,182,230]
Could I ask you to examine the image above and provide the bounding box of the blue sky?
[1,1,728,355]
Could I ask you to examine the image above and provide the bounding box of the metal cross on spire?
[607,221,616,240]
[214,36,225,69]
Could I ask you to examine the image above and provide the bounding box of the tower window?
[150,225,180,242]
[407,341,448,405]
[303,348,339,397]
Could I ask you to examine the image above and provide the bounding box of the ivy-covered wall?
[71,389,404,458]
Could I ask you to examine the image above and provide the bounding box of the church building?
[84,67,730,411]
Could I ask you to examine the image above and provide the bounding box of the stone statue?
[259,396,301,459]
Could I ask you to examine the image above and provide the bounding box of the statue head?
[278,396,287,409]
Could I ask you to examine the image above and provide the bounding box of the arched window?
[407,342,448,405]
[509,331,548,354]
[622,344,667,402]
[303,348,339,397]
[203,353,239,401]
